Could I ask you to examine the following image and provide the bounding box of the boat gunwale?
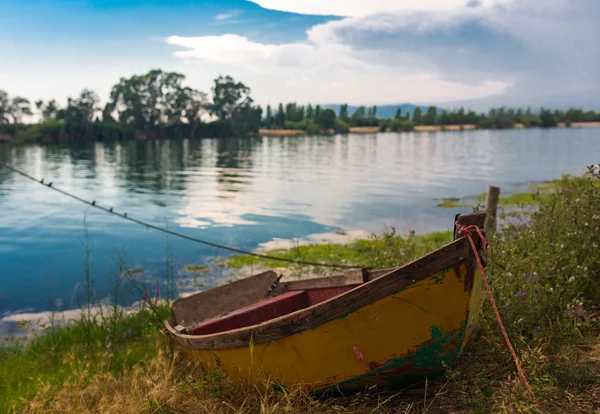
[165,212,486,350]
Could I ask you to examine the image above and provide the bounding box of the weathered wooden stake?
[484,185,500,234]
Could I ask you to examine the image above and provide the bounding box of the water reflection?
[1,128,600,318]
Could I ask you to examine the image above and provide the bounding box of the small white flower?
[568,276,575,283]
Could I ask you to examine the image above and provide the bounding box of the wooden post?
[484,185,500,234]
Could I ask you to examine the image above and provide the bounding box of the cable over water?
[0,162,359,269]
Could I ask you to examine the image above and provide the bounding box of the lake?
[1,128,599,334]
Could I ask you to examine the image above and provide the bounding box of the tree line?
[0,70,262,142]
[263,103,600,132]
[2,69,600,143]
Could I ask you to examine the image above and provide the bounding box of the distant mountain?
[322,104,438,119]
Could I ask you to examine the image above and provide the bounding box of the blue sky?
[1,0,598,109]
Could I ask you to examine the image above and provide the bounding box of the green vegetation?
[0,70,262,143]
[435,197,469,208]
[4,77,600,143]
[436,180,563,210]
[260,101,600,135]
[1,168,599,413]
[223,230,454,273]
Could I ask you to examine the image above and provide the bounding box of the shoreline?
[259,121,600,137]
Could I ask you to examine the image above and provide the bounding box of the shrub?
[476,119,494,129]
[378,120,388,132]
[489,166,600,341]
[522,115,542,127]
[333,119,350,134]
[401,120,414,131]
[495,115,515,129]
[305,121,321,135]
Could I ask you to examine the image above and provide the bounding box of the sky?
[0,0,599,110]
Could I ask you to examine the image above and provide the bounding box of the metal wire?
[0,161,359,269]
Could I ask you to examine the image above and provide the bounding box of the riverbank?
[1,169,599,413]
[257,121,600,137]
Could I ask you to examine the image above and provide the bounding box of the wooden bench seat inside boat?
[190,286,354,336]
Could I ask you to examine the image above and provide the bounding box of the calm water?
[1,128,599,332]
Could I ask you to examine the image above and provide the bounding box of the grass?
[436,180,562,209]
[435,197,469,208]
[2,166,600,413]
[223,230,454,274]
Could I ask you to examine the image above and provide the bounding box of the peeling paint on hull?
[179,263,483,392]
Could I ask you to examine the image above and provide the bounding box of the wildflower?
[568,276,575,283]
[516,291,528,298]
[534,325,540,331]
[524,272,536,282]
[155,282,160,306]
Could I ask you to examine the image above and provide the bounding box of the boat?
[164,211,488,392]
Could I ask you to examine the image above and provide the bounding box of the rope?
[456,222,543,413]
[0,161,358,269]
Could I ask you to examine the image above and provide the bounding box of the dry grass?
[258,129,305,136]
[570,122,600,128]
[17,326,599,414]
[348,126,380,133]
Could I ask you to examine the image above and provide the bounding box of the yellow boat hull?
[176,262,483,391]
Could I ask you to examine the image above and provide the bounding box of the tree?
[59,89,99,139]
[316,108,336,130]
[211,75,260,136]
[372,105,377,118]
[306,104,314,120]
[314,105,321,121]
[102,102,117,123]
[540,108,558,128]
[0,90,10,125]
[5,96,32,124]
[170,86,208,137]
[394,107,402,120]
[265,105,273,128]
[275,103,285,127]
[422,106,437,125]
[350,106,366,126]
[412,107,422,124]
[36,100,60,121]
[339,104,349,123]
[110,69,190,134]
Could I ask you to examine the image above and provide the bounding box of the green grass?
[434,197,469,208]
[2,167,600,413]
[223,230,454,272]
[436,180,562,209]
[0,305,171,413]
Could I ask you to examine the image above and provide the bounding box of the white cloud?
[247,0,513,17]
[214,9,243,21]
[164,0,599,107]
[165,28,512,105]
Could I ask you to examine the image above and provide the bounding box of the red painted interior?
[190,286,357,336]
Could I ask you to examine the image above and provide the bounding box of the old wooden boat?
[165,212,488,392]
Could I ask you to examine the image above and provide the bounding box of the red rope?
[456,222,543,413]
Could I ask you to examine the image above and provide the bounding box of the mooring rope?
[0,161,359,269]
[456,222,543,413]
